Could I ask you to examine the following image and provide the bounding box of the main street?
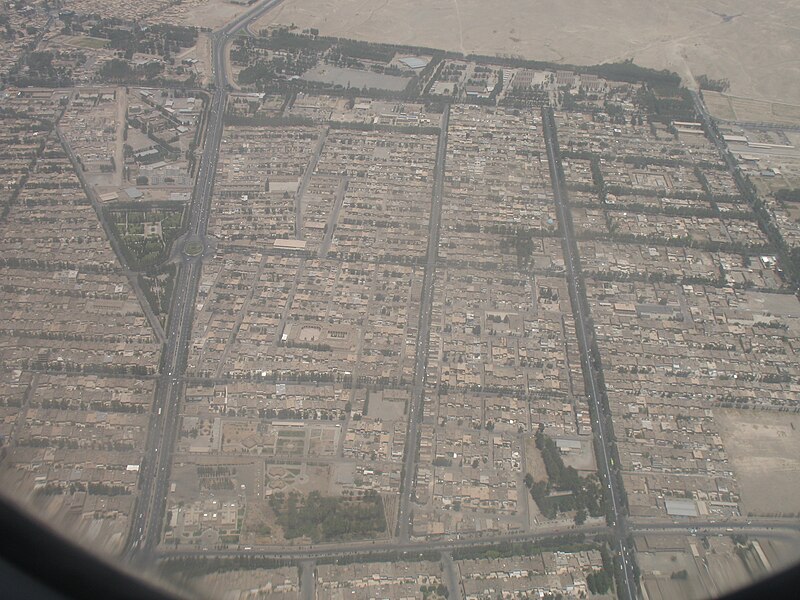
[542,106,637,600]
[396,105,450,542]
[163,524,611,562]
[157,518,800,562]
[124,0,286,563]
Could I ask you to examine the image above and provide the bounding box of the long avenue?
[542,106,637,600]
[125,0,286,563]
[396,105,450,542]
[159,519,800,562]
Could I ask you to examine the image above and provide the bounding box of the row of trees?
[451,533,590,560]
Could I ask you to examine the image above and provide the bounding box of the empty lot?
[705,91,800,125]
[716,409,800,515]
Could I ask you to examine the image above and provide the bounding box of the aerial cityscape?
[1,1,799,599]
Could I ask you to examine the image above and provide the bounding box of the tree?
[670,570,688,580]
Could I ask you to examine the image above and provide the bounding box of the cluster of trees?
[586,544,614,594]
[696,75,730,92]
[670,569,689,580]
[118,235,164,267]
[610,200,729,220]
[586,60,681,87]
[578,227,773,256]
[199,478,234,491]
[21,358,154,378]
[316,549,442,566]
[237,30,432,99]
[329,120,439,135]
[255,407,344,421]
[35,483,65,496]
[278,340,333,352]
[87,400,145,414]
[19,436,134,453]
[234,32,323,85]
[236,60,277,86]
[775,188,800,203]
[634,83,695,124]
[18,436,68,449]
[451,534,589,560]
[269,490,386,542]
[501,88,550,109]
[0,256,114,274]
[100,57,169,84]
[525,428,604,521]
[61,14,197,58]
[331,40,396,64]
[196,466,232,477]
[87,482,130,496]
[87,22,698,119]
[587,569,613,593]
[107,207,184,270]
[420,583,449,599]
[18,51,73,87]
[510,228,537,265]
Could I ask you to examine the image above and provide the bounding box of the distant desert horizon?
[256,0,800,105]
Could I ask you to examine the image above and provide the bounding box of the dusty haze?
[257,0,800,104]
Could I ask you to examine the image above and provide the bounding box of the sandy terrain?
[255,0,800,104]
[705,91,800,125]
[183,0,250,28]
[716,409,800,516]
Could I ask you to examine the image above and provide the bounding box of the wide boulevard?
[124,0,286,563]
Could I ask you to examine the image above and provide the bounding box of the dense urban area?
[1,1,800,599]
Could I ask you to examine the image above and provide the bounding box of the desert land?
[716,410,800,516]
[257,0,800,104]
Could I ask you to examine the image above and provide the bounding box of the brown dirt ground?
[256,0,800,104]
[716,409,800,516]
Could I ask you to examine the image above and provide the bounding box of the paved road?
[318,175,347,256]
[123,0,286,564]
[295,127,329,240]
[125,261,199,561]
[442,553,462,600]
[156,516,800,563]
[633,520,800,536]
[299,559,315,600]
[396,105,450,542]
[161,524,611,560]
[542,107,637,599]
